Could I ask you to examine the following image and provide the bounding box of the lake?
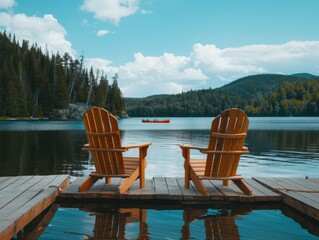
[1,117,319,239]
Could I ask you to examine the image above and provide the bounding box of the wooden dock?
[0,175,69,240]
[59,177,281,202]
[59,176,319,223]
[253,177,319,222]
[1,175,318,240]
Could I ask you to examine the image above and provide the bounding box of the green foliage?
[246,79,319,116]
[0,31,125,118]
[125,88,243,117]
[105,73,125,116]
[125,75,319,117]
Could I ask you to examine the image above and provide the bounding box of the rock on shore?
[51,103,87,120]
[50,104,129,120]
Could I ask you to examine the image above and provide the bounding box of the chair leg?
[79,175,99,192]
[139,159,146,188]
[105,177,111,184]
[118,168,139,194]
[190,168,208,196]
[232,179,252,195]
[139,147,148,189]
[223,180,229,186]
[184,161,190,188]
[185,169,190,188]
[182,147,190,188]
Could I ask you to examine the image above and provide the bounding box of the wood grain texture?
[0,175,69,240]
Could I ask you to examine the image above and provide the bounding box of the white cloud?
[0,0,15,9]
[85,57,113,73]
[86,40,319,97]
[96,29,109,37]
[87,52,208,97]
[191,41,319,82]
[0,13,75,57]
[81,0,140,25]
[120,52,207,81]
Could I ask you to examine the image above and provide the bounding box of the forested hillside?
[0,31,125,118]
[246,80,319,116]
[125,74,319,117]
[2,31,318,118]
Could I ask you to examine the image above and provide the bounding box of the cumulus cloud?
[85,57,113,73]
[86,40,319,97]
[96,29,109,37]
[0,0,15,9]
[191,41,319,82]
[86,52,208,97]
[0,13,75,57]
[81,0,140,25]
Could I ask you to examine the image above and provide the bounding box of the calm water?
[1,117,319,239]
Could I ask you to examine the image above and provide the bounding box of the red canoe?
[142,119,170,123]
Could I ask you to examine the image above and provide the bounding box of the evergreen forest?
[1,31,319,119]
[0,31,125,118]
[125,74,319,117]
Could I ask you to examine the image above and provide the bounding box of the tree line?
[0,31,125,118]
[2,30,318,118]
[125,76,319,117]
[246,80,319,116]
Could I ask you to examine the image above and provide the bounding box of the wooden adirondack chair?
[89,208,148,239]
[181,209,241,240]
[180,108,252,195]
[79,107,152,193]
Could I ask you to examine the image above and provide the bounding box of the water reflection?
[27,203,319,239]
[0,131,89,176]
[181,208,249,240]
[0,128,319,178]
[87,208,147,239]
[14,204,58,240]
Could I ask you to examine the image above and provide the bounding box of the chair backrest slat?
[205,109,249,177]
[83,107,125,175]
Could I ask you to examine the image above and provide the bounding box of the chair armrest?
[123,142,152,149]
[201,146,249,154]
[82,147,128,152]
[179,144,207,164]
[179,144,207,151]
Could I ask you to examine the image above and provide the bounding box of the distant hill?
[290,73,318,79]
[124,73,319,117]
[220,74,306,99]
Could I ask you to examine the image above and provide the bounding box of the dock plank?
[253,177,319,221]
[0,176,36,204]
[204,180,224,201]
[140,179,156,200]
[165,178,183,200]
[127,179,155,200]
[0,175,57,217]
[211,181,243,202]
[154,177,170,199]
[2,174,319,237]
[100,178,123,199]
[279,178,319,192]
[0,176,46,209]
[0,175,69,240]
[58,176,319,223]
[59,177,284,203]
[176,178,202,201]
[0,176,20,190]
[58,176,86,199]
[245,178,281,202]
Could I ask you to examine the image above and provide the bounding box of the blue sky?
[1,0,319,97]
